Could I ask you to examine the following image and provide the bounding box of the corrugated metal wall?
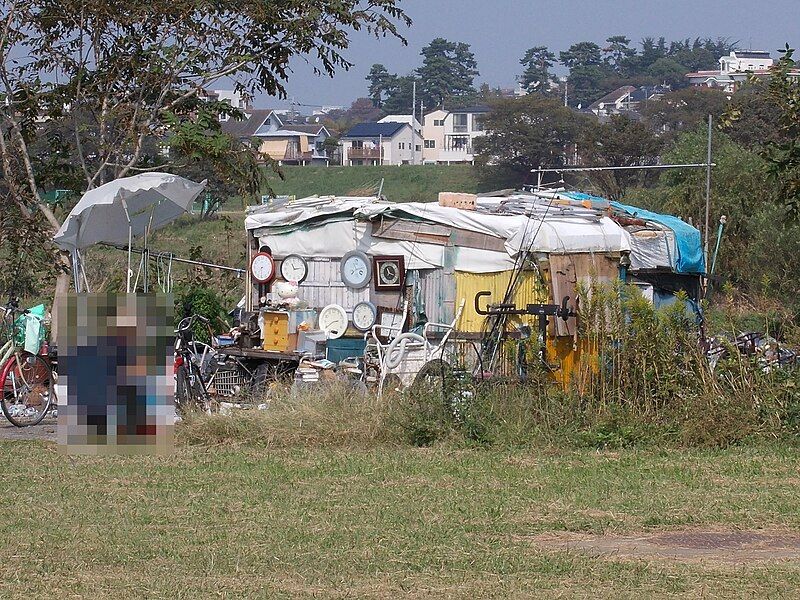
[418,268,456,325]
[455,270,549,333]
[300,259,370,311]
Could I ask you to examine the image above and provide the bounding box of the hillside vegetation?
[263,164,513,202]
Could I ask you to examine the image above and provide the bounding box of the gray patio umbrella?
[53,172,206,292]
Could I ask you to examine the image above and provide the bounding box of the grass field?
[2,439,800,598]
[263,164,514,203]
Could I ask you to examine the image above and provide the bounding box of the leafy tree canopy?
[415,38,479,108]
[519,46,557,94]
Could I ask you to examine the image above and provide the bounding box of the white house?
[685,50,798,93]
[340,122,421,166]
[222,109,331,165]
[378,114,422,135]
[421,106,489,164]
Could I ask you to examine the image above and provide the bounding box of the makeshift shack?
[240,190,704,386]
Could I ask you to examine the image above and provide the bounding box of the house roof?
[449,105,490,114]
[279,124,327,135]
[732,51,771,59]
[589,86,637,109]
[343,122,408,138]
[221,109,276,138]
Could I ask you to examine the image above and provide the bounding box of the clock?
[280,254,308,284]
[373,255,405,291]
[341,250,371,289]
[250,252,276,284]
[352,301,378,332]
[318,304,348,339]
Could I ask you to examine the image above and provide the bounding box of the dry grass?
[178,382,404,449]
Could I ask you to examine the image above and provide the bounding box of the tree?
[642,87,729,135]
[383,75,419,113]
[578,114,664,199]
[566,64,617,109]
[647,57,689,88]
[0,0,409,308]
[474,95,584,184]
[519,46,557,93]
[604,36,636,75]
[761,45,800,216]
[366,64,396,107]
[323,97,384,135]
[415,38,479,108]
[559,42,603,69]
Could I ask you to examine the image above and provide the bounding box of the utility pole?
[563,78,568,107]
[704,114,712,277]
[420,100,425,163]
[411,80,417,165]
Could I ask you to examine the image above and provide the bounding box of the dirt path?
[0,417,57,442]
[532,530,800,563]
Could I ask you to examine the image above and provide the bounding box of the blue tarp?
[562,192,705,275]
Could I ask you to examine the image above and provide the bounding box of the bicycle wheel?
[1,352,55,427]
[175,363,207,414]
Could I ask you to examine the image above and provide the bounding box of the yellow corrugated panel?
[455,270,549,333]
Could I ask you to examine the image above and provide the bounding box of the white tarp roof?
[53,173,206,251]
[247,194,632,273]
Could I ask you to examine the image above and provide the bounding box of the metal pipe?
[531,163,715,174]
[102,243,246,274]
[710,215,727,276]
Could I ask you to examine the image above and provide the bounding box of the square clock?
[373,255,405,291]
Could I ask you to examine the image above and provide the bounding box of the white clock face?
[318,304,348,339]
[251,254,274,283]
[341,252,371,288]
[352,302,377,331]
[280,255,307,283]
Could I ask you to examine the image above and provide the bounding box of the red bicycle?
[0,298,55,427]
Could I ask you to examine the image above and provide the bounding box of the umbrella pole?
[143,205,156,293]
[72,250,81,293]
[122,198,133,294]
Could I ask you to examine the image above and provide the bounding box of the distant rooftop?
[343,122,408,138]
[732,50,771,59]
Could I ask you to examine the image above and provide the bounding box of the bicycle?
[174,314,215,413]
[0,298,55,427]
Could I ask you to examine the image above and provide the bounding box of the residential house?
[421,106,489,164]
[340,122,421,166]
[222,109,331,165]
[587,85,668,118]
[686,50,800,93]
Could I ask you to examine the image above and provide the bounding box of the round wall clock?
[280,254,308,283]
[352,301,378,332]
[341,250,372,289]
[250,252,276,284]
[318,304,348,339]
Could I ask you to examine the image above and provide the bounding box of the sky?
[258,0,799,110]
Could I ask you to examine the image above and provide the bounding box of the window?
[473,114,485,131]
[398,142,405,150]
[352,140,364,149]
[416,145,421,152]
[452,113,468,133]
[424,140,436,149]
[433,119,445,127]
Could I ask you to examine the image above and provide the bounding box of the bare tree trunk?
[50,252,73,346]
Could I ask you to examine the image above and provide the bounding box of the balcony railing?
[347,147,383,159]
[284,146,327,161]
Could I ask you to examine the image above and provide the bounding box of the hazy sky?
[263,0,799,109]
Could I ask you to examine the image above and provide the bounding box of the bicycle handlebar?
[176,314,211,334]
